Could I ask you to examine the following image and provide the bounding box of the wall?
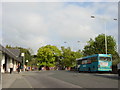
[6,56,10,72]
[1,53,5,73]
[13,60,17,71]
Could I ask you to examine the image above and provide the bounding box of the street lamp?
[77,41,81,50]
[64,41,72,50]
[21,53,25,71]
[25,60,29,71]
[26,60,28,65]
[64,41,67,48]
[77,41,80,43]
[26,60,28,63]
[91,15,117,54]
[77,41,87,50]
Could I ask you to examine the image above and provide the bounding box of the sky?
[1,1,118,54]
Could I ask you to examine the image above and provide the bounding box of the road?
[2,70,119,89]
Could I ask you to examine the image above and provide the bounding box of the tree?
[83,34,120,68]
[83,34,117,57]
[28,48,34,55]
[82,38,95,56]
[37,45,61,67]
[6,45,32,63]
[28,55,38,69]
[60,46,82,68]
[16,47,32,62]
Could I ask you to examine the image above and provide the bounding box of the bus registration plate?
[100,62,108,66]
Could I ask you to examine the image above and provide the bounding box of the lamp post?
[77,41,87,51]
[91,15,117,54]
[21,53,25,71]
[26,60,28,71]
[26,60,28,66]
[64,41,73,50]
[77,41,81,51]
[64,41,67,48]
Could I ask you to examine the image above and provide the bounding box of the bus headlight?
[98,65,100,68]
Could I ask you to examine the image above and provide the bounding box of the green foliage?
[60,46,82,67]
[112,58,120,66]
[6,45,32,62]
[37,45,82,68]
[16,47,32,62]
[83,38,95,56]
[37,45,61,67]
[28,55,38,67]
[83,34,119,65]
[83,34,117,55]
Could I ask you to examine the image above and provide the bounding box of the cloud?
[2,2,118,54]
[2,0,119,2]
[47,4,98,40]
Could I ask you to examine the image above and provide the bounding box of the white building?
[0,45,22,73]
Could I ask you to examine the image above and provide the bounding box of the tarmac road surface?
[2,70,119,89]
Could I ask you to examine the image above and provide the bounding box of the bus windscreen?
[99,57,111,61]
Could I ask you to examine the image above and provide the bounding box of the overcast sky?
[1,1,118,54]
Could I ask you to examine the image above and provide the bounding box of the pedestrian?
[9,62,13,74]
[17,63,21,74]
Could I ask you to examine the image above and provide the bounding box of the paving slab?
[2,71,30,88]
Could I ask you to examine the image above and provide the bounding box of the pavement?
[2,71,82,88]
[2,71,31,88]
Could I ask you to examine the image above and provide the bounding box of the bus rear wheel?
[88,68,91,73]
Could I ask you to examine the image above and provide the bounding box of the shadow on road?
[67,70,119,80]
[93,74,119,80]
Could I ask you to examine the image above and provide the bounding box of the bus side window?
[91,57,97,62]
[87,60,91,64]
[78,60,82,64]
[85,60,87,64]
[82,61,84,64]
[87,58,92,64]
